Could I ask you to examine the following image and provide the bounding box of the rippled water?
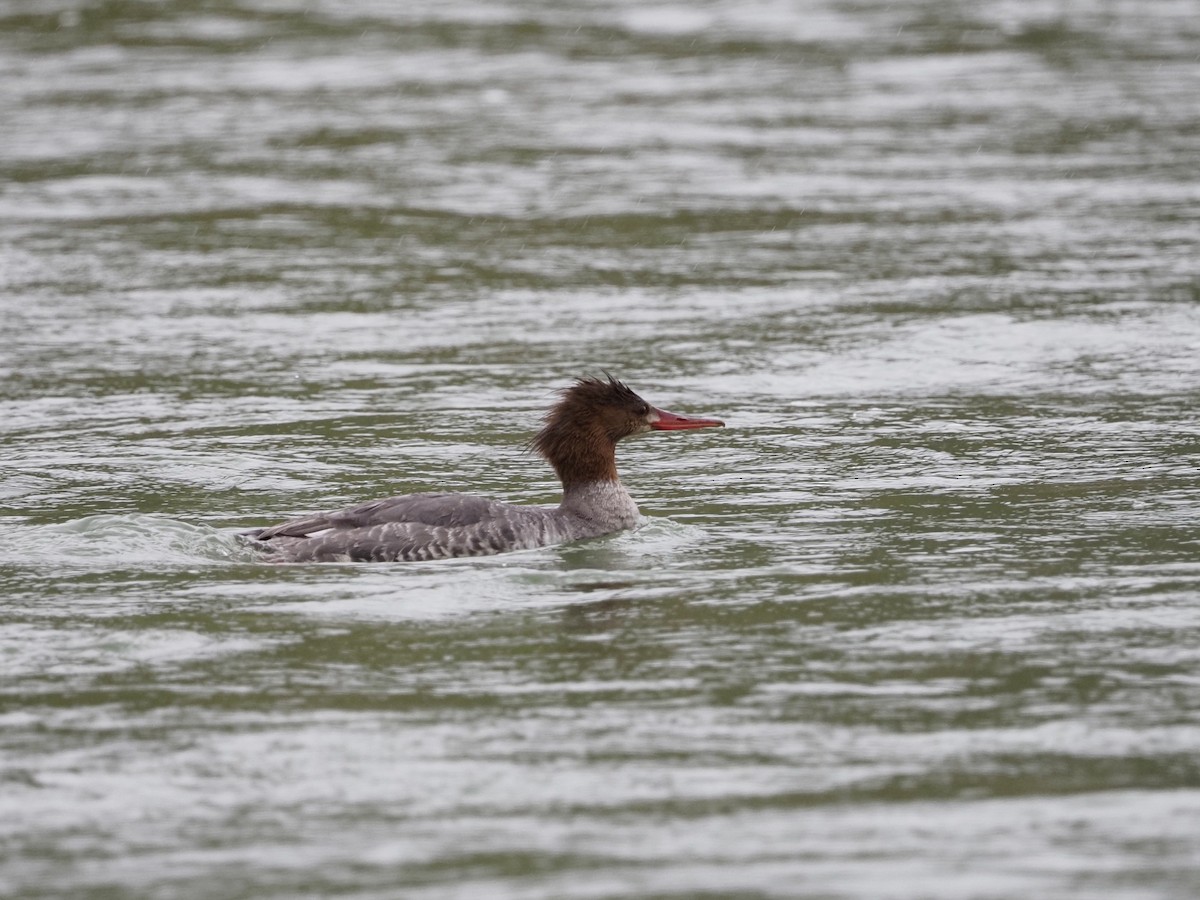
[3,1,1200,897]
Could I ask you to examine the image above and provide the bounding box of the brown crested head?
[530,375,724,487]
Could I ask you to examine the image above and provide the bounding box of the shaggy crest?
[530,374,651,486]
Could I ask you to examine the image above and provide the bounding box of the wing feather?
[245,492,510,541]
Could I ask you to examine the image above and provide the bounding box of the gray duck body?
[243,483,640,563]
[241,376,722,564]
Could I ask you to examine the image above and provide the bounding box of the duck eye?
[634,403,649,416]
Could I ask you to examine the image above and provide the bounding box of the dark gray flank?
[242,483,640,563]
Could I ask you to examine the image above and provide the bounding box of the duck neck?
[533,418,640,530]
[559,477,639,531]
[537,421,621,490]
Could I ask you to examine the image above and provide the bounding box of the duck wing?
[244,492,510,541]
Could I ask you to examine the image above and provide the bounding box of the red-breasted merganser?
[242,376,724,562]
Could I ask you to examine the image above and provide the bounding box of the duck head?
[531,375,724,487]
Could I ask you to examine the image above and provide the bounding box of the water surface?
[3,1,1200,897]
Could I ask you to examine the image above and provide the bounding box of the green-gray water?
[3,1,1200,897]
